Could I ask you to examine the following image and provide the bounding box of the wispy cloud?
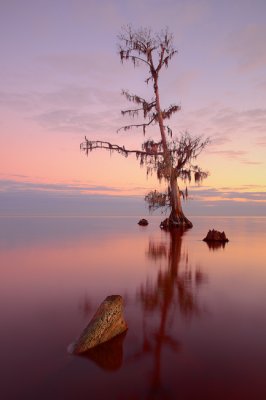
[1,179,265,204]
[0,176,153,198]
[208,149,262,165]
[227,24,266,72]
[189,185,266,203]
[34,108,119,133]
[211,107,266,134]
[209,150,247,159]
[175,104,265,165]
[0,178,131,196]
[241,160,262,165]
[0,85,125,134]
[0,179,265,216]
[208,136,231,146]
[255,136,266,146]
[0,85,122,114]
[176,104,266,141]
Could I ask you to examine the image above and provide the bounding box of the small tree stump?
[138,218,148,226]
[203,229,229,243]
[70,295,128,354]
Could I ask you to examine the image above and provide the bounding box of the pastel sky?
[0,0,265,216]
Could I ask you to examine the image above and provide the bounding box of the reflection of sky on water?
[1,216,266,399]
[0,216,145,250]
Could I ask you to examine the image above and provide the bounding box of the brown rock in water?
[71,295,128,354]
[203,229,229,243]
[138,218,148,226]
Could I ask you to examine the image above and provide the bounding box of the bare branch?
[80,138,164,157]
[162,49,178,68]
[121,90,156,120]
[156,46,165,72]
[118,25,177,75]
[121,108,142,118]
[117,114,157,134]
[121,90,156,108]
[168,133,210,170]
[119,51,152,67]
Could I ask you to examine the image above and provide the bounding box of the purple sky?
[0,0,265,216]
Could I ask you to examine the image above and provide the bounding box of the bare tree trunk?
[153,76,171,162]
[153,76,192,229]
[169,172,193,228]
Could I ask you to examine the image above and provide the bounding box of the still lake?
[1,216,266,400]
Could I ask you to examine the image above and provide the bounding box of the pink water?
[1,216,266,399]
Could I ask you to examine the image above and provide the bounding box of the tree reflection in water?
[137,228,207,399]
[76,230,207,397]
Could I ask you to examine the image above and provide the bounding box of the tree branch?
[117,114,157,134]
[119,52,152,68]
[80,139,164,157]
[156,46,165,72]
[162,104,181,119]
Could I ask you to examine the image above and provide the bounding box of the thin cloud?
[176,104,266,157]
[0,83,129,134]
[0,181,265,217]
[34,108,119,133]
[209,150,262,165]
[39,53,117,80]
[0,178,149,197]
[209,149,246,159]
[227,23,266,72]
[0,179,121,195]
[220,184,266,191]
[208,135,231,146]
[188,186,266,203]
[241,160,262,166]
[255,136,266,146]
[211,108,266,131]
[0,85,123,114]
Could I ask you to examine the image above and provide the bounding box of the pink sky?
[0,0,265,216]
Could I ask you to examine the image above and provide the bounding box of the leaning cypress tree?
[80,26,209,228]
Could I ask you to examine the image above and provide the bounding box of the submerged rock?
[70,295,128,354]
[160,218,170,229]
[138,218,149,226]
[160,217,193,230]
[203,229,229,243]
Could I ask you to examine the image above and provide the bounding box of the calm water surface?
[1,216,266,400]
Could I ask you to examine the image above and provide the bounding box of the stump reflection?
[204,240,227,251]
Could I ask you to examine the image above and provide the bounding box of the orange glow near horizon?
[0,1,265,215]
